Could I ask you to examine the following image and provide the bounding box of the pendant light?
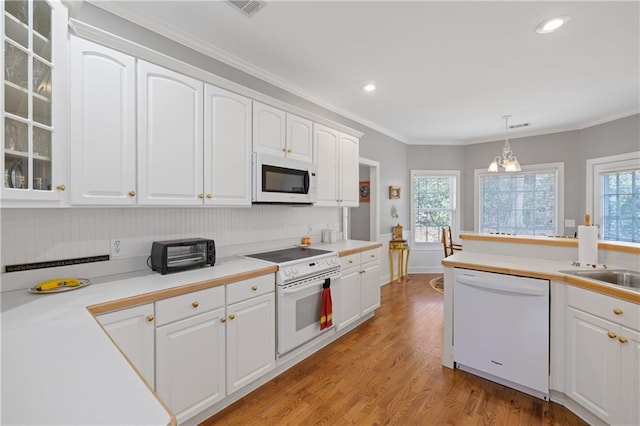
[488,115,522,172]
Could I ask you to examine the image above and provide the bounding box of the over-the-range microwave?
[252,152,317,204]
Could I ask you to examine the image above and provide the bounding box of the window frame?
[474,162,565,236]
[586,152,640,241]
[410,170,461,251]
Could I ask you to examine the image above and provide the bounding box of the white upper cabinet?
[314,124,359,206]
[313,124,339,206]
[2,0,69,203]
[285,114,313,163]
[69,36,136,205]
[137,60,203,205]
[338,132,359,207]
[204,85,252,206]
[253,102,313,163]
[253,102,286,157]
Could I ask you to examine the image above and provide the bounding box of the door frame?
[344,157,379,243]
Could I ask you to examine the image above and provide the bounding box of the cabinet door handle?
[348,260,353,264]
[287,149,292,153]
[192,301,199,308]
[613,308,623,315]
[198,193,204,199]
[206,193,213,199]
[282,147,287,152]
[608,331,617,339]
[618,336,628,344]
[220,317,226,323]
[251,285,258,291]
[128,190,136,197]
[229,314,236,320]
[370,254,376,258]
[56,184,66,191]
[146,315,154,322]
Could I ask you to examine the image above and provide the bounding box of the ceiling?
[91,1,639,145]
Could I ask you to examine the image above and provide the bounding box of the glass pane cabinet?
[2,0,66,201]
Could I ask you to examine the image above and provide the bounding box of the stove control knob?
[292,267,298,275]
[283,268,292,277]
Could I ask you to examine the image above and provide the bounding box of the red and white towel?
[320,279,333,330]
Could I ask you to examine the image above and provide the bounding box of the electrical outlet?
[110,238,124,258]
[307,224,313,235]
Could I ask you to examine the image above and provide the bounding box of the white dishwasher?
[453,268,550,400]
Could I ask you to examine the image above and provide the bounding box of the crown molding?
[87,1,407,143]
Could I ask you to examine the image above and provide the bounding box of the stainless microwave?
[252,152,317,204]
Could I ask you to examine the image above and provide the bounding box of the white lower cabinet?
[155,308,226,424]
[335,248,381,330]
[154,286,226,424]
[565,286,640,426]
[96,303,155,389]
[226,292,276,394]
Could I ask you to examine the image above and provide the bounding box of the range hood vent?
[228,0,265,17]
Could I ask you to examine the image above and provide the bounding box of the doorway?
[348,157,379,242]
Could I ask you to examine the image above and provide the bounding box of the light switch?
[565,219,576,227]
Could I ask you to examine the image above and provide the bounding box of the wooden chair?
[441,226,462,257]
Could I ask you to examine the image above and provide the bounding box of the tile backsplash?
[1,205,341,271]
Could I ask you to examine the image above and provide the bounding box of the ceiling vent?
[509,122,531,129]
[227,0,265,17]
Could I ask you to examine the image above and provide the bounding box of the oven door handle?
[281,280,325,294]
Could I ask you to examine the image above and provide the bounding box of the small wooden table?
[389,239,410,283]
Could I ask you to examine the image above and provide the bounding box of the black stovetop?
[245,247,332,264]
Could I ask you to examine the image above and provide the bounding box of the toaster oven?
[150,238,215,274]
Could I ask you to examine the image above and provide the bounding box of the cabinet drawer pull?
[370,254,376,258]
[206,193,213,199]
[220,317,226,323]
[348,260,354,264]
[128,190,136,197]
[613,308,623,315]
[56,184,66,191]
[146,315,154,322]
[251,285,258,291]
[229,314,236,320]
[618,336,628,344]
[608,331,617,339]
[192,301,199,308]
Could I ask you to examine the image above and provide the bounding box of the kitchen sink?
[560,269,640,292]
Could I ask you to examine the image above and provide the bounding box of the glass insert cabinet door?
[3,0,66,199]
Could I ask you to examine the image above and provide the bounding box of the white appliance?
[453,268,550,400]
[252,152,317,204]
[245,247,340,357]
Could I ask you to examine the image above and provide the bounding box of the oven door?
[277,273,339,357]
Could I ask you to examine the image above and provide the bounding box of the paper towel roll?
[578,225,599,265]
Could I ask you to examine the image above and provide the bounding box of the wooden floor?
[202,274,586,425]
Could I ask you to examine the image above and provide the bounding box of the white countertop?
[0,240,380,425]
[0,256,272,426]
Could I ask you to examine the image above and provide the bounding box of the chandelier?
[488,115,522,172]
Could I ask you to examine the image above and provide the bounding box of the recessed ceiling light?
[536,15,571,34]
[363,83,376,92]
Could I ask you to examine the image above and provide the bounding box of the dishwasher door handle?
[456,276,547,296]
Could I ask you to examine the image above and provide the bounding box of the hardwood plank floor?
[202,274,587,425]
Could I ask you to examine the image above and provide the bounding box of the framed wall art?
[388,186,401,199]
[359,181,370,203]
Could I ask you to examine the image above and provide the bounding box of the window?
[475,163,564,236]
[587,152,640,243]
[411,170,459,245]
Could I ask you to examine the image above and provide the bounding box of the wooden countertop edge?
[338,243,383,257]
[459,233,640,254]
[87,266,277,315]
[442,259,640,304]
